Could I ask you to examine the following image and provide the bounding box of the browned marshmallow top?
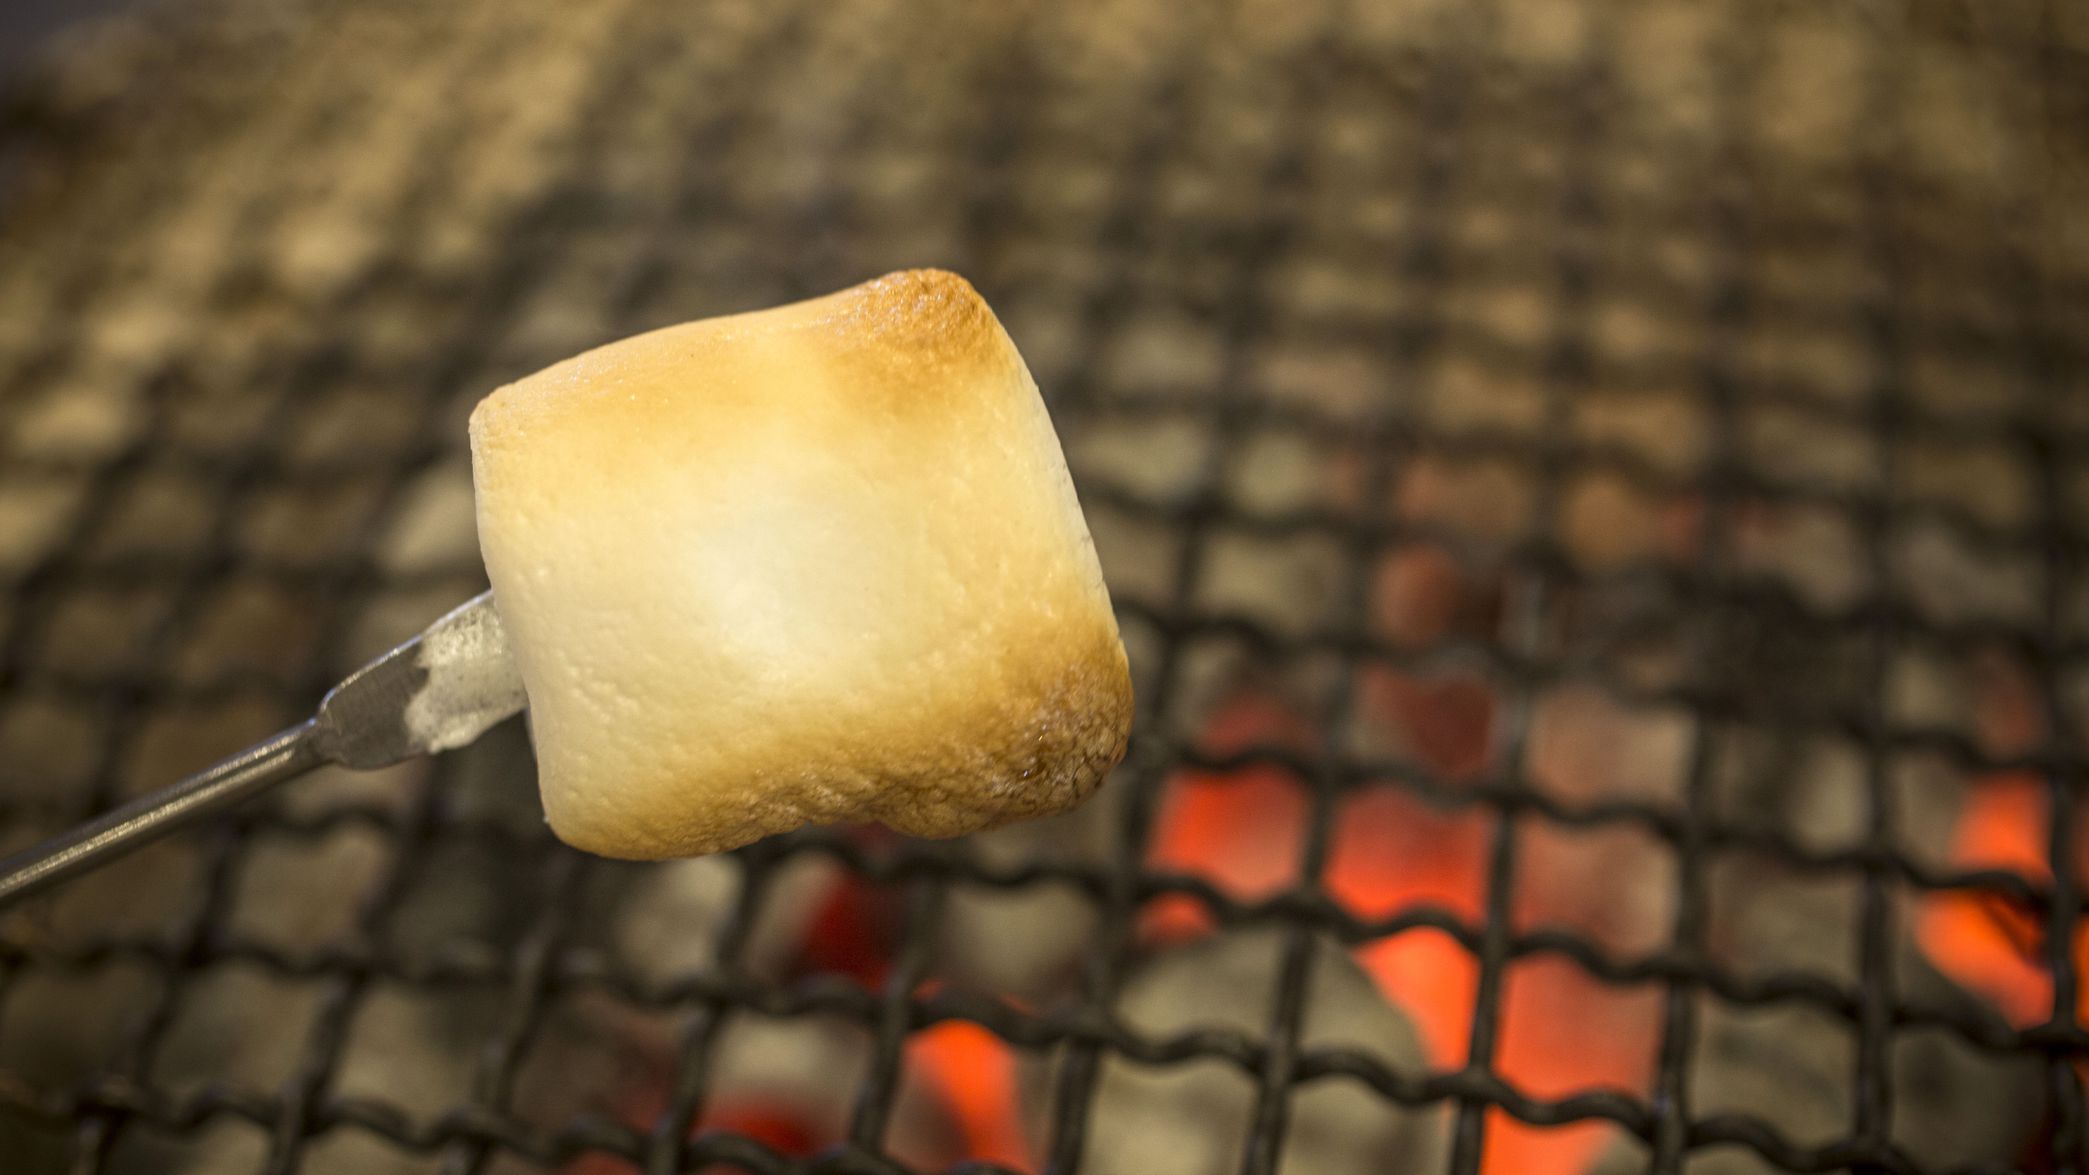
[470,270,1132,858]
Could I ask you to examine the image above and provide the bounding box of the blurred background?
[0,1,2084,1173]
[0,1,135,80]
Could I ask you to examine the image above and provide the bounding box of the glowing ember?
[793,852,900,989]
[1147,679,1659,1175]
[1917,658,2088,1032]
[577,589,1690,1173]
[903,1018,1031,1169]
[566,1078,831,1175]
[1917,773,2088,1029]
[1143,691,1313,942]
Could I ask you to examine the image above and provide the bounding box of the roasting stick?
[0,592,526,906]
[0,271,1130,900]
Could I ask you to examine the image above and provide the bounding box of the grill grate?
[0,0,2085,1172]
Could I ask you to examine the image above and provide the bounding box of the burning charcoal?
[1589,876,2042,1174]
[1917,773,2089,1034]
[889,1019,1034,1170]
[705,1011,992,1168]
[493,991,689,1171]
[1068,927,1444,1174]
[1395,454,1540,556]
[609,854,743,985]
[13,835,206,953]
[934,797,1114,1003]
[223,826,390,953]
[328,983,508,1145]
[1587,991,2037,1175]
[1528,684,1691,813]
[384,727,554,968]
[521,998,876,1170]
[611,848,852,987]
[1560,472,1688,572]
[1144,690,1316,937]
[128,972,328,1175]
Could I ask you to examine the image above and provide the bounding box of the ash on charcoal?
[1062,927,1445,1175]
[1586,875,2044,1174]
[933,797,1116,1004]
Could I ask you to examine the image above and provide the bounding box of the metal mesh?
[0,0,2085,1172]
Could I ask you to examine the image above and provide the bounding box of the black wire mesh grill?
[0,0,2084,1172]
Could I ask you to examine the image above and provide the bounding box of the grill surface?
[0,0,2086,1172]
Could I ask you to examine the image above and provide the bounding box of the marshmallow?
[470,270,1132,858]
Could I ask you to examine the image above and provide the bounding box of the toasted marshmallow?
[469,270,1132,858]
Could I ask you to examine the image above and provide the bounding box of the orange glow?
[1486,956,1661,1175]
[1917,773,2087,1029]
[701,1104,822,1158]
[1329,787,1488,1063]
[1358,665,1497,781]
[905,1019,1033,1170]
[1336,790,1656,1175]
[1371,546,1469,646]
[1146,681,1660,1175]
[1142,691,1314,941]
[1916,657,2087,1032]
[1353,928,1478,1068]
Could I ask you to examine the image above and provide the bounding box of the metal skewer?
[0,592,526,906]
